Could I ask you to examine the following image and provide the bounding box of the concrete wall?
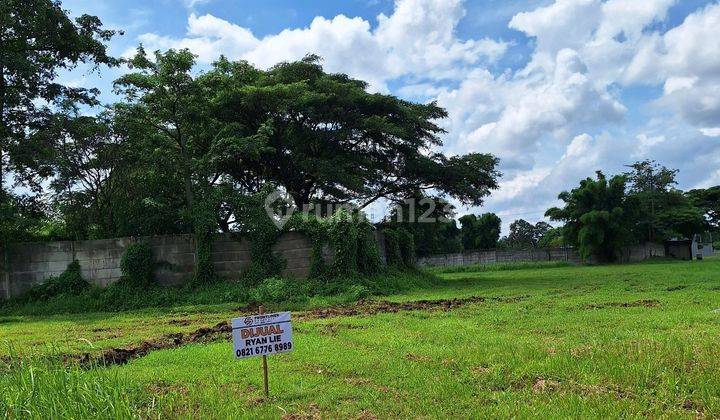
[417,247,582,267]
[417,243,665,268]
[2,231,321,299]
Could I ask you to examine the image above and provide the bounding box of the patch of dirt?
[147,381,189,396]
[681,399,704,415]
[582,299,660,310]
[320,323,367,335]
[470,365,491,375]
[345,377,372,386]
[298,294,528,321]
[569,345,593,357]
[70,322,231,366]
[665,285,687,292]
[532,378,561,394]
[68,294,527,367]
[282,403,322,420]
[355,410,378,420]
[247,396,267,406]
[404,353,432,362]
[168,319,191,326]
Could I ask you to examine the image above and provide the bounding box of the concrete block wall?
[5,241,77,297]
[1,231,341,299]
[620,242,665,263]
[417,243,665,268]
[417,247,584,267]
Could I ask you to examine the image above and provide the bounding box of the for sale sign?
[232,311,293,359]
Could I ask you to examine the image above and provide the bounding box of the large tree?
[624,160,704,241]
[0,0,117,195]
[384,195,462,257]
[686,186,720,231]
[459,213,501,250]
[546,172,637,262]
[209,55,500,209]
[114,48,209,220]
[499,219,553,249]
[623,160,677,242]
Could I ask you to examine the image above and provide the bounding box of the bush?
[120,242,154,287]
[248,277,316,304]
[383,229,403,268]
[22,261,90,302]
[346,284,370,300]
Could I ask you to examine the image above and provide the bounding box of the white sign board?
[232,311,293,359]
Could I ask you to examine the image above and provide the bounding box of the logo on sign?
[244,317,254,326]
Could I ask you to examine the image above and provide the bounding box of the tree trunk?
[184,169,194,215]
[0,55,5,199]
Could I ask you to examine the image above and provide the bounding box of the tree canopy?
[546,172,637,261]
[459,213,501,250]
[208,55,500,209]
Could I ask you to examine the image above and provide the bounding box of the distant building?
[665,234,715,260]
[665,239,692,260]
[691,233,714,259]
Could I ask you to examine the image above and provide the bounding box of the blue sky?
[58,0,720,230]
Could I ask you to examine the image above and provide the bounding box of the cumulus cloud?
[135,13,259,61]
[133,0,508,91]
[624,3,720,127]
[439,46,625,170]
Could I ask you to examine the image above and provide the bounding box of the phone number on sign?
[236,342,293,358]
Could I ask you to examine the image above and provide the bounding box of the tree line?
[398,160,718,261]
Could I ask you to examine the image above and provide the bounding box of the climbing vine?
[383,226,415,268]
[288,209,383,279]
[226,189,414,284]
[233,187,285,284]
[190,198,218,286]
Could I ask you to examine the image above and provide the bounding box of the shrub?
[346,284,370,300]
[23,261,90,301]
[119,242,154,287]
[397,227,416,268]
[249,277,298,303]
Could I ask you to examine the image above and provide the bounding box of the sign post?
[232,307,294,398]
[259,306,269,397]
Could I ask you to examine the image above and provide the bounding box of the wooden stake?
[259,305,269,397]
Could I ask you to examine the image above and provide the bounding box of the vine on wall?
[382,226,415,268]
[288,209,384,279]
[191,199,219,286]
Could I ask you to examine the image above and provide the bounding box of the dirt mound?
[71,322,232,366]
[71,294,526,367]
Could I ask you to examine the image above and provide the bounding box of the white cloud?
[439,47,625,170]
[700,127,720,137]
[624,3,720,127]
[133,13,259,63]
[133,0,508,91]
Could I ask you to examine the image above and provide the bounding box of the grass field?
[2,258,719,418]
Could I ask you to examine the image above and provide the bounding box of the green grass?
[2,258,719,418]
[0,355,150,419]
[424,260,575,274]
[0,269,437,317]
